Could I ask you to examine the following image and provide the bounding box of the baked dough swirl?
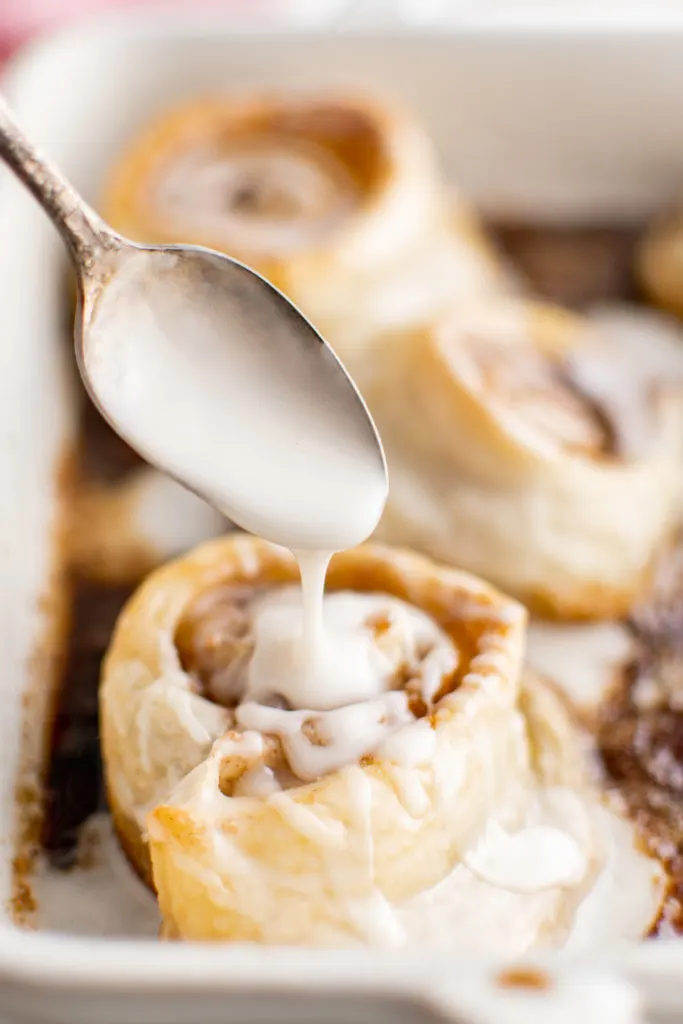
[101,94,503,367]
[100,536,662,949]
[367,301,683,619]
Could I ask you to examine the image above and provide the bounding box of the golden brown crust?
[109,793,154,889]
[521,559,658,621]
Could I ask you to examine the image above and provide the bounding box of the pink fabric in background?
[0,0,273,65]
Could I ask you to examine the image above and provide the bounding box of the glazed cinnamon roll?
[100,535,662,950]
[367,301,683,620]
[101,94,503,367]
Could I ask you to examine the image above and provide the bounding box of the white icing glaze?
[395,801,660,953]
[201,581,458,784]
[154,689,664,948]
[378,718,437,766]
[244,585,458,712]
[237,692,413,783]
[232,764,280,799]
[464,821,586,893]
[394,785,661,951]
[564,804,665,951]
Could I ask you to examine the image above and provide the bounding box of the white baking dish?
[3,9,683,1023]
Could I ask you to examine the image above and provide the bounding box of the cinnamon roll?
[101,94,503,367]
[69,468,227,585]
[638,210,683,320]
[367,301,683,620]
[100,535,662,950]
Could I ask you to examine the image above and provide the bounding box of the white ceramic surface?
[1,10,683,1023]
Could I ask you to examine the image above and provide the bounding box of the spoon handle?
[0,93,116,271]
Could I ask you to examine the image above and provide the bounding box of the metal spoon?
[0,96,387,550]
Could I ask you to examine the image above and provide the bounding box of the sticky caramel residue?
[598,536,683,934]
[12,368,147,912]
[497,967,552,991]
[10,451,75,927]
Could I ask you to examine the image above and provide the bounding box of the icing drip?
[205,584,460,787]
[237,692,413,783]
[243,585,458,712]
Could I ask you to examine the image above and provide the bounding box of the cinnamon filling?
[153,140,360,252]
[450,294,680,463]
[471,338,615,457]
[175,584,263,707]
[145,103,389,254]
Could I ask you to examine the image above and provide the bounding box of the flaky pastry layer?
[101,537,525,906]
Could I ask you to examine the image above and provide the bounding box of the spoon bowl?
[80,243,387,549]
[0,96,387,551]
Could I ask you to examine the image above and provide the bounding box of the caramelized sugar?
[42,577,133,868]
[40,375,138,868]
[598,537,683,934]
